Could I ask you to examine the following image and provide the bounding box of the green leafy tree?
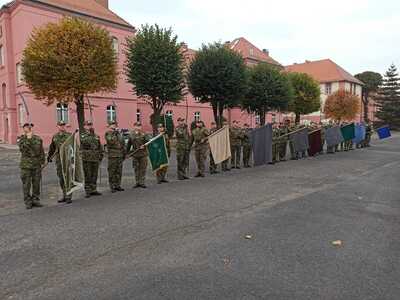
[243,63,293,125]
[187,43,247,128]
[22,17,117,132]
[287,72,321,124]
[125,24,185,133]
[355,71,382,121]
[374,64,400,128]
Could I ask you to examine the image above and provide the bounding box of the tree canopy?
[375,64,400,128]
[187,43,247,127]
[22,17,118,131]
[355,71,382,121]
[287,72,321,124]
[125,24,185,133]
[324,90,360,122]
[242,63,293,125]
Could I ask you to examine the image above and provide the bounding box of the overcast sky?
[7,0,400,75]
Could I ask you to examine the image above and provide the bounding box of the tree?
[354,71,382,121]
[242,63,293,125]
[125,24,185,133]
[374,64,400,128]
[187,43,247,128]
[22,17,117,132]
[287,72,321,124]
[324,90,360,122]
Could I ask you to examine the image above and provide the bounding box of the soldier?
[278,123,288,162]
[105,121,125,193]
[175,117,191,180]
[191,120,209,177]
[18,123,45,209]
[156,123,170,184]
[230,120,243,169]
[47,121,73,204]
[126,122,149,188]
[221,121,231,172]
[80,121,103,198]
[271,124,279,164]
[209,121,219,174]
[364,122,373,147]
[242,123,252,168]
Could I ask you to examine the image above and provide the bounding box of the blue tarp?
[353,124,366,144]
[377,126,391,140]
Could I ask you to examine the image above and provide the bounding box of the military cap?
[84,120,93,126]
[57,121,66,126]
[22,123,34,128]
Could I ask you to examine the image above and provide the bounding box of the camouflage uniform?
[272,128,279,163]
[175,124,191,179]
[242,128,252,168]
[209,126,219,173]
[18,134,45,208]
[364,124,372,147]
[105,129,125,192]
[48,131,73,201]
[192,126,209,176]
[80,129,103,196]
[230,127,243,168]
[278,126,288,161]
[126,130,149,186]
[156,134,170,183]
[288,126,297,160]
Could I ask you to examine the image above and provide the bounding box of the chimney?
[95,0,109,8]
[262,49,269,56]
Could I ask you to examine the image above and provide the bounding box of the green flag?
[147,134,169,172]
[341,123,356,141]
[60,132,84,195]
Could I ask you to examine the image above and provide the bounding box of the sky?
[5,0,400,75]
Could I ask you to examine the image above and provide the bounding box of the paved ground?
[1,136,399,299]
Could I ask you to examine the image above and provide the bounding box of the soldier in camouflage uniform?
[126,122,149,188]
[209,121,219,174]
[156,123,170,184]
[175,117,191,180]
[192,120,209,177]
[47,121,73,203]
[364,122,372,147]
[230,120,243,169]
[105,121,125,193]
[80,121,103,198]
[271,125,279,164]
[242,123,252,168]
[221,121,231,172]
[18,123,45,209]
[278,123,288,162]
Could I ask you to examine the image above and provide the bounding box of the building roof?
[228,37,282,67]
[2,0,134,30]
[285,59,363,85]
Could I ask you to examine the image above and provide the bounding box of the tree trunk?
[260,108,266,125]
[295,113,301,125]
[218,103,224,128]
[363,92,369,122]
[212,103,219,128]
[75,95,85,133]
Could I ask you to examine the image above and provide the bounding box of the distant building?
[285,59,364,122]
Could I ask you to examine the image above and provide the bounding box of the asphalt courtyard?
[0,135,399,299]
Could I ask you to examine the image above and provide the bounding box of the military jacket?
[18,134,45,169]
[126,130,149,158]
[242,128,252,146]
[80,130,103,162]
[191,127,209,148]
[48,131,72,162]
[105,130,125,158]
[230,127,244,146]
[175,124,191,151]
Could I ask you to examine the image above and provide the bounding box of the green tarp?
[341,123,356,141]
[147,134,169,172]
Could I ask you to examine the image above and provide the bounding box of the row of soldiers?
[17,119,372,209]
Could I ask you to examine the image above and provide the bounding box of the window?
[16,63,23,85]
[18,104,25,125]
[272,114,276,123]
[1,83,6,108]
[136,109,141,122]
[106,105,116,123]
[325,83,332,95]
[112,37,119,56]
[56,103,69,123]
[194,111,200,122]
[255,115,260,125]
[249,48,254,56]
[0,45,3,66]
[166,110,173,118]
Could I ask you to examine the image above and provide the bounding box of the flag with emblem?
[147,134,169,172]
[60,132,84,195]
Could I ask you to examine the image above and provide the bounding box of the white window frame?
[16,63,24,85]
[325,83,332,95]
[249,48,254,57]
[166,110,173,118]
[18,104,25,125]
[255,115,261,125]
[194,111,201,122]
[56,103,69,123]
[112,37,119,56]
[107,105,116,123]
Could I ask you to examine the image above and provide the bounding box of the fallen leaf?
[332,240,343,246]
